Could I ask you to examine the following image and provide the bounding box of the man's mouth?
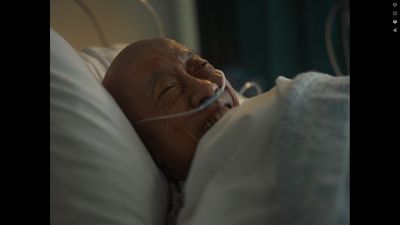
[202,104,232,132]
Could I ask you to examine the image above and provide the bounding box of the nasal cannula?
[134,69,227,125]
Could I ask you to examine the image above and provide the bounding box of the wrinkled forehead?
[125,38,198,90]
[147,39,195,60]
[143,39,195,65]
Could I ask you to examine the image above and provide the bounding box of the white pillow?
[50,28,168,225]
[80,43,128,82]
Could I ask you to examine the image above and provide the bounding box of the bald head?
[102,38,239,180]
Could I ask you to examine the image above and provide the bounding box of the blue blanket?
[274,72,349,225]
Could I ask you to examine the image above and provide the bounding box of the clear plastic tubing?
[134,69,227,125]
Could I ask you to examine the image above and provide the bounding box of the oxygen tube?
[134,69,226,125]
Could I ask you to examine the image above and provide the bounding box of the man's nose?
[189,79,219,108]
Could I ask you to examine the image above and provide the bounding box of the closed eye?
[158,82,180,99]
[159,85,176,98]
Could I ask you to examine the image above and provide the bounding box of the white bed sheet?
[179,73,349,225]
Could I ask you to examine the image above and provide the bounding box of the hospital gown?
[165,176,185,225]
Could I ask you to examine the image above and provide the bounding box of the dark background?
[196,0,350,93]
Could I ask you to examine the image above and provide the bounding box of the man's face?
[103,38,239,180]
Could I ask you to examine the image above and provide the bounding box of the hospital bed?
[50,1,349,225]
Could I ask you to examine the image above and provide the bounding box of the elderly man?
[102,38,240,225]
